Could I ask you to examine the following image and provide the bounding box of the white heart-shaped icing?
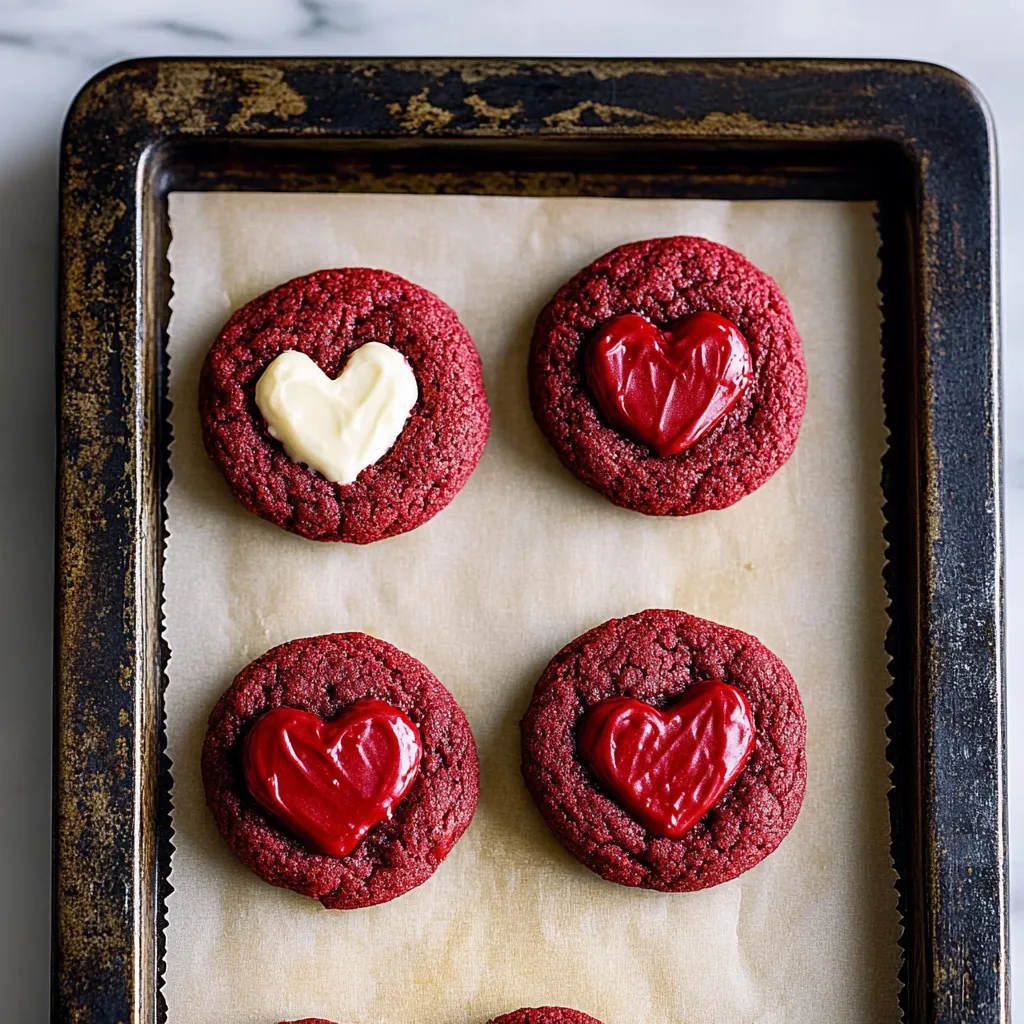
[255,344,418,485]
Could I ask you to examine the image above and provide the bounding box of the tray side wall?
[54,57,1004,1024]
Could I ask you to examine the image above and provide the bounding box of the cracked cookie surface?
[490,1009,605,1024]
[528,236,806,515]
[202,633,479,909]
[520,609,806,891]
[200,268,490,543]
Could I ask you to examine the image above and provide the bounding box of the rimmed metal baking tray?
[55,57,1005,1023]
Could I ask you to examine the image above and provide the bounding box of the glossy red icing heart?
[578,682,755,838]
[585,311,753,456]
[243,700,422,857]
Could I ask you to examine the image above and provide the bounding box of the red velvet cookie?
[520,609,806,891]
[200,268,490,543]
[529,237,806,515]
[490,1010,605,1024]
[202,633,478,909]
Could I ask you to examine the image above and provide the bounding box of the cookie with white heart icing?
[528,236,806,516]
[202,632,479,909]
[200,268,489,543]
[520,608,806,891]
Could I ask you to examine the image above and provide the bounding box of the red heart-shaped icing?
[585,311,753,456]
[578,682,755,838]
[243,700,422,857]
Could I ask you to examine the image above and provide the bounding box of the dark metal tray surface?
[55,57,1004,1024]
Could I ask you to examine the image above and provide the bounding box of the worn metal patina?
[56,58,1003,1023]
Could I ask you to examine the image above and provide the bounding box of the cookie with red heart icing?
[528,236,806,516]
[489,1009,605,1024]
[202,633,478,909]
[200,268,490,543]
[520,609,806,891]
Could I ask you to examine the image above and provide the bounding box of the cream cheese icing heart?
[255,344,418,485]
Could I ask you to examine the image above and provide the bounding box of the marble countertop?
[1,0,1019,1019]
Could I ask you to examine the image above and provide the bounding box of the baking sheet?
[164,192,900,1024]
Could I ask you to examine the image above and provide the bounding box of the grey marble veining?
[0,1,1019,1020]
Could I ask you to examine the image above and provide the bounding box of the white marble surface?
[0,1,1019,1020]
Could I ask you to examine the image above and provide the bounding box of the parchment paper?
[164,192,901,1024]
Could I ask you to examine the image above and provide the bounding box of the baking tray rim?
[55,56,1004,1024]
